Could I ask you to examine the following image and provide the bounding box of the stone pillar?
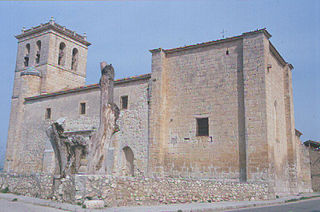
[148,48,168,177]
[242,32,269,182]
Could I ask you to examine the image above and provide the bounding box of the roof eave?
[15,23,91,46]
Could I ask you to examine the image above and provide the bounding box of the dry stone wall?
[0,173,53,199]
[0,173,270,207]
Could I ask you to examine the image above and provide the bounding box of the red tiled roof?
[25,73,151,101]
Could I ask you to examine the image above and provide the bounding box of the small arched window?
[71,48,78,71]
[58,42,66,66]
[35,41,41,64]
[24,43,30,67]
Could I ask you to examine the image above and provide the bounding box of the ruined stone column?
[87,62,119,174]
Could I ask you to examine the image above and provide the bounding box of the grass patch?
[285,195,320,203]
[11,198,18,202]
[82,204,86,208]
[76,202,82,206]
[285,198,299,203]
[299,195,320,201]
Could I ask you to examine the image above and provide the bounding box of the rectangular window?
[121,96,128,109]
[196,118,209,136]
[45,108,51,119]
[80,102,86,115]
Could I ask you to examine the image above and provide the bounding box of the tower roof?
[15,19,91,46]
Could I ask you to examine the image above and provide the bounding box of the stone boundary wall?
[0,173,271,207]
[0,173,53,199]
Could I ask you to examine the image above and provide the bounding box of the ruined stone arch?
[121,146,134,176]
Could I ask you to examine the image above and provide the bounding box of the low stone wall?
[0,173,271,207]
[0,173,53,199]
[74,175,270,207]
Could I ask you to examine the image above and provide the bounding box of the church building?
[4,19,312,195]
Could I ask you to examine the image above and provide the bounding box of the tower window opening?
[36,41,41,64]
[58,42,66,66]
[24,43,30,67]
[80,102,86,115]
[196,117,209,136]
[71,48,78,71]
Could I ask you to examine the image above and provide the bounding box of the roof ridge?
[150,28,271,54]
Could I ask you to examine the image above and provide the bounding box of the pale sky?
[0,0,319,167]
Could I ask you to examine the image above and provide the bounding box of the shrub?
[0,187,9,193]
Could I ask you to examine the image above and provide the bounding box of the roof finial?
[49,17,55,24]
[21,27,26,33]
[83,32,87,40]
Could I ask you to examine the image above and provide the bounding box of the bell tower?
[14,17,91,94]
[4,18,91,172]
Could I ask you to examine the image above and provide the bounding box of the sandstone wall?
[149,32,273,182]
[265,43,290,194]
[149,40,244,180]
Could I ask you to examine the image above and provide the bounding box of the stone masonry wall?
[0,173,54,199]
[149,40,245,180]
[73,175,270,207]
[308,147,320,191]
[296,141,312,193]
[18,78,149,174]
[0,173,270,207]
[265,43,290,195]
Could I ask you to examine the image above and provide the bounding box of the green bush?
[11,198,18,202]
[0,187,9,193]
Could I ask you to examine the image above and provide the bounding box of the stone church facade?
[4,20,312,195]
